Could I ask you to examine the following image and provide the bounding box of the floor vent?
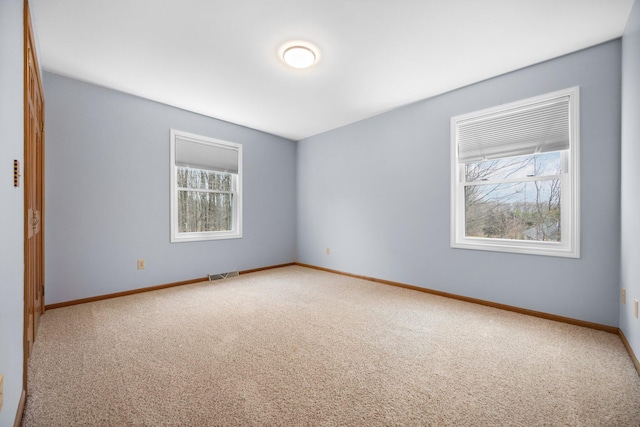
[208,271,239,281]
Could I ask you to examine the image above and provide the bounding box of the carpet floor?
[23,266,640,426]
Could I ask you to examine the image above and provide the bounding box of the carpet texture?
[23,266,640,426]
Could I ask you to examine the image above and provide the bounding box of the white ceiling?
[30,0,635,141]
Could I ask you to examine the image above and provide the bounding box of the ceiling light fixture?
[282,44,317,69]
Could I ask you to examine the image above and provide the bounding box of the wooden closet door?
[24,0,44,379]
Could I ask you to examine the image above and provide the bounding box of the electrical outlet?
[326,248,330,255]
[635,300,639,319]
[137,259,145,270]
[622,288,626,304]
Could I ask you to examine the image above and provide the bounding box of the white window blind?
[456,95,571,163]
[175,135,239,174]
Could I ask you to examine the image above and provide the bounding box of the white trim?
[170,129,243,243]
[451,87,580,258]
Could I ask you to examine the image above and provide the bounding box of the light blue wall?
[0,0,25,424]
[621,0,640,359]
[43,73,297,305]
[298,41,622,327]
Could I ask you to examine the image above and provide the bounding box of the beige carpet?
[23,266,640,426]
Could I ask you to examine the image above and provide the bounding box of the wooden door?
[24,0,45,385]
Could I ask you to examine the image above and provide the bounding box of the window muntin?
[451,87,579,257]
[170,130,242,242]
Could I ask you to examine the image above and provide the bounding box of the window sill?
[452,237,579,258]
[171,231,242,243]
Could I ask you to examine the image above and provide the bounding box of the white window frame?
[451,87,580,258]
[170,129,243,243]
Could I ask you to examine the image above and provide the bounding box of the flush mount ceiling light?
[281,44,318,69]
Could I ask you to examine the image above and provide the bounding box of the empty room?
[1,0,640,425]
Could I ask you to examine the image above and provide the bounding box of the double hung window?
[170,130,242,242]
[451,87,580,257]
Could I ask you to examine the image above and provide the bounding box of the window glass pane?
[177,167,233,191]
[465,179,561,241]
[176,167,188,188]
[465,152,561,183]
[177,190,234,233]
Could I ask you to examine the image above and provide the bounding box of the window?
[170,129,242,242]
[451,87,580,257]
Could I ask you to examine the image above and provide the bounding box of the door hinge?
[14,160,20,187]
